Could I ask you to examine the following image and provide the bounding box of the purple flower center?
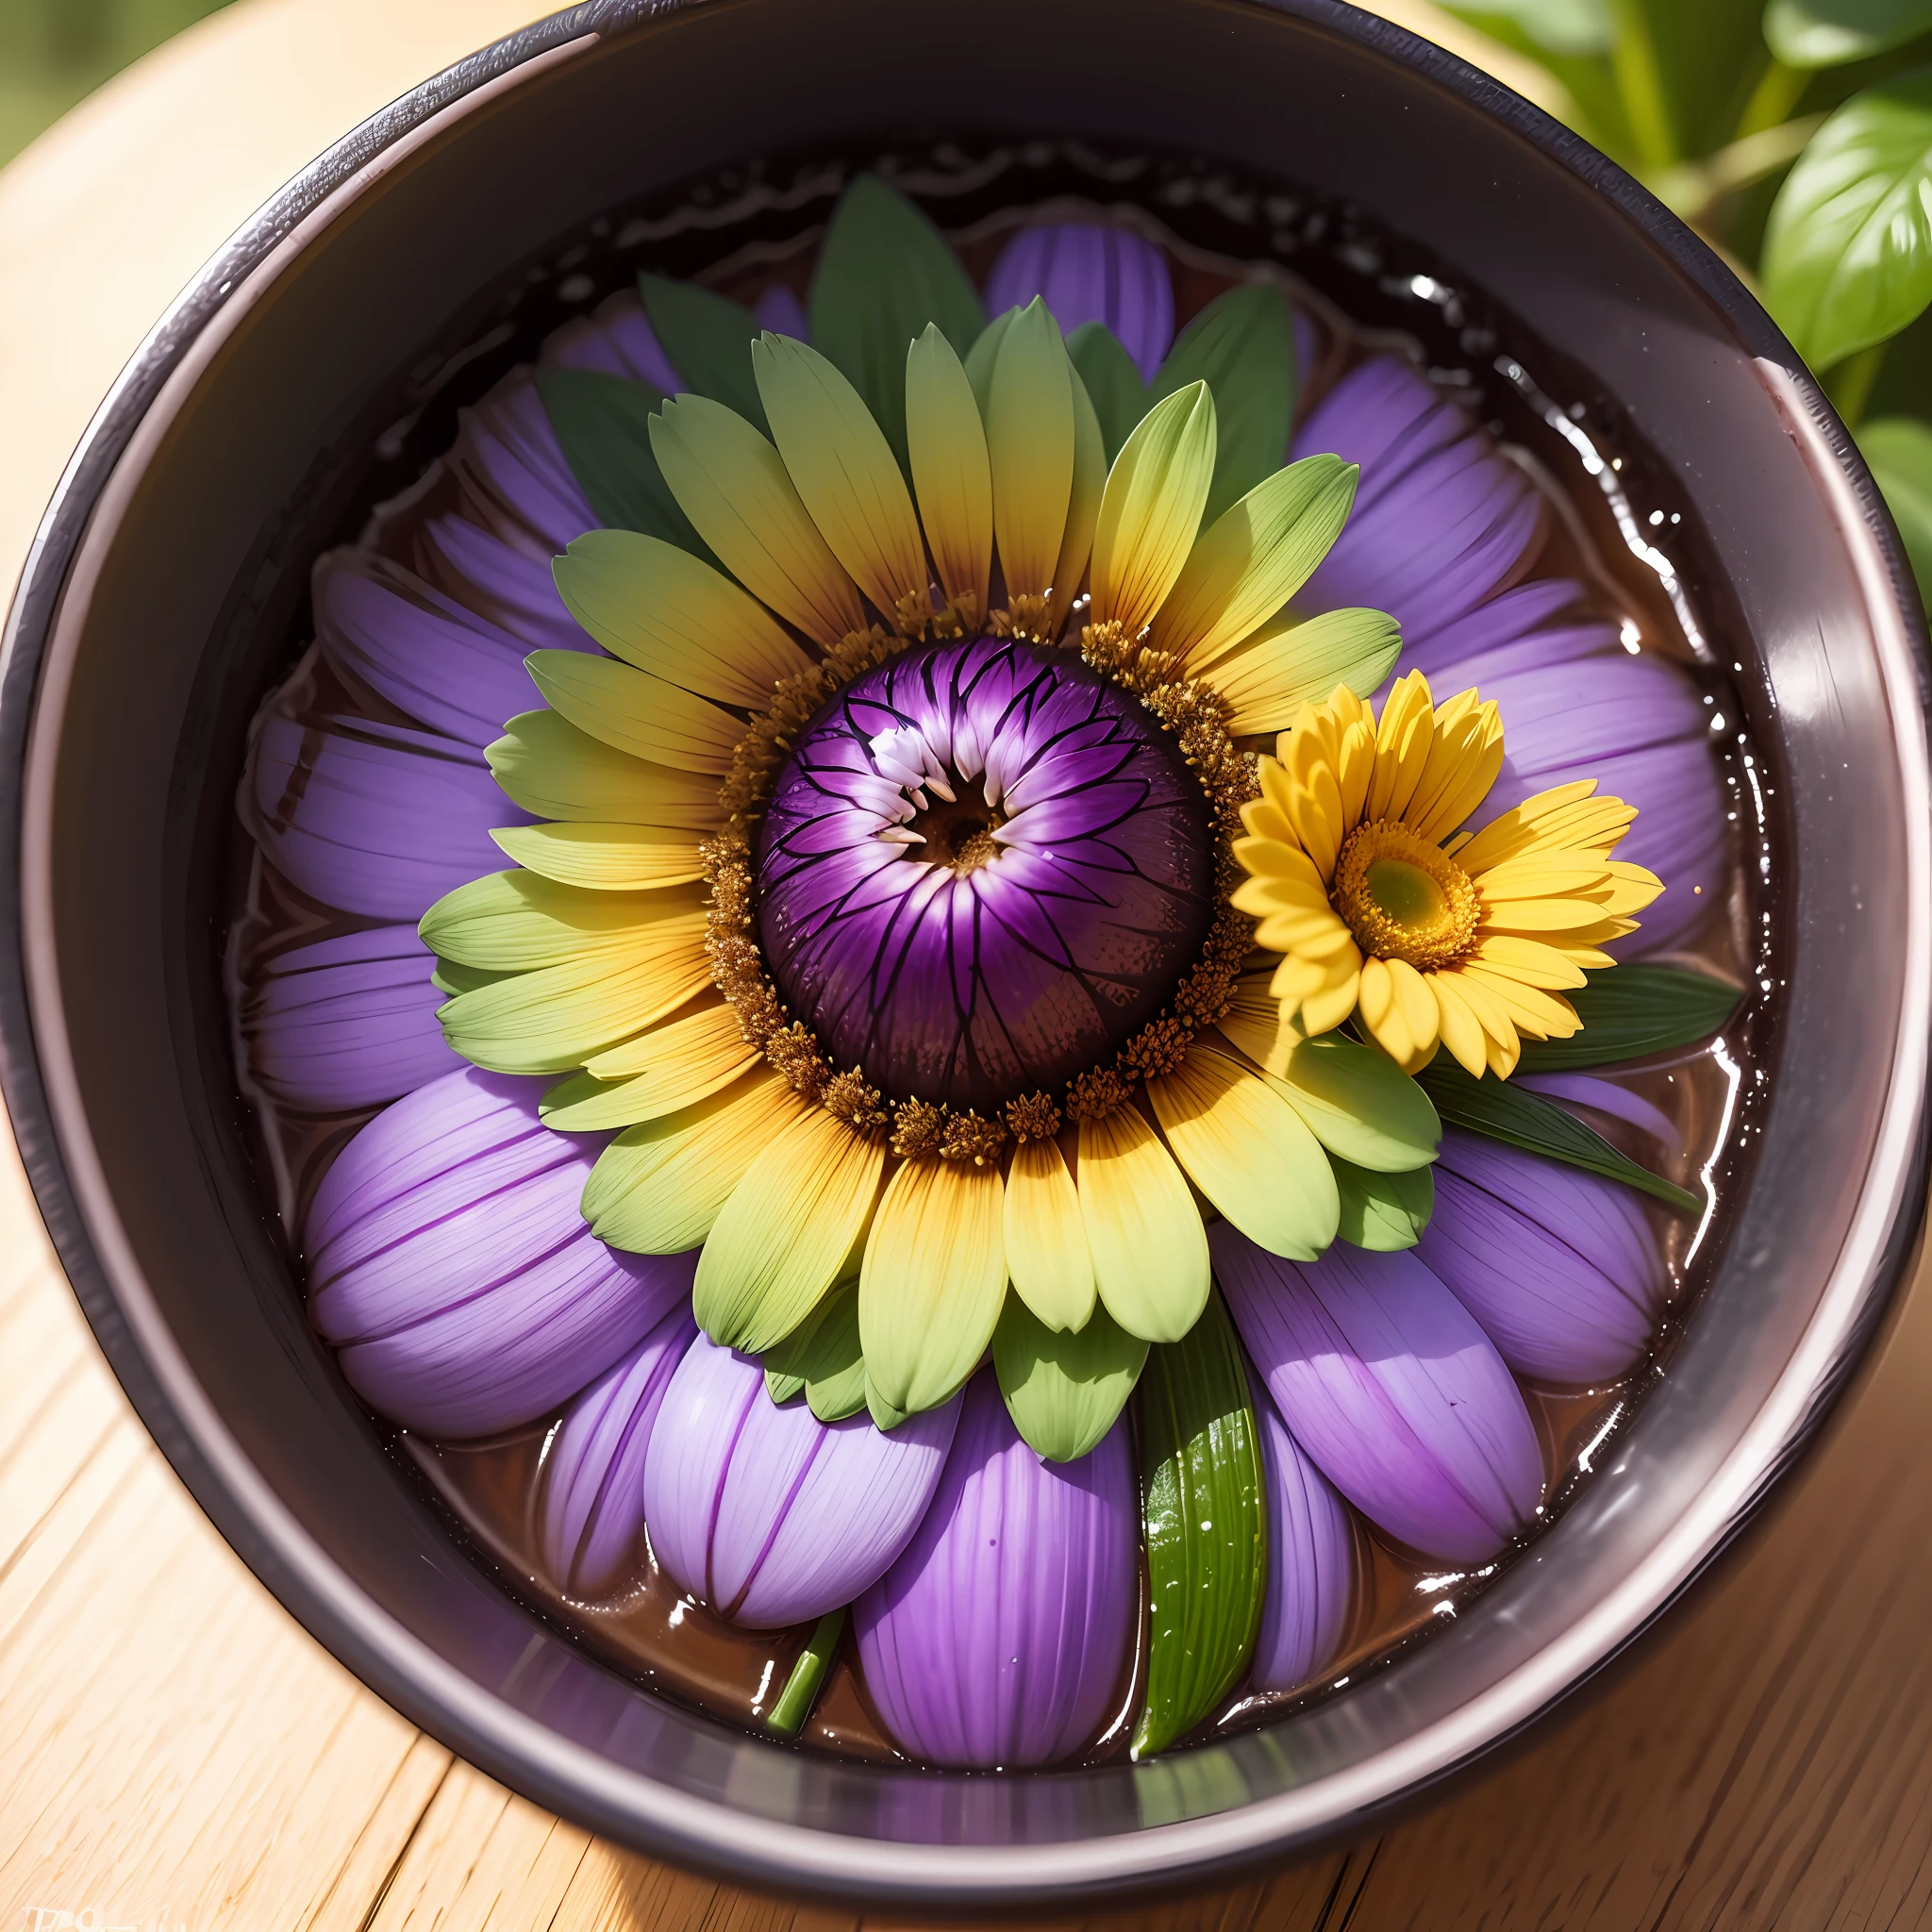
[756,637,1216,1111]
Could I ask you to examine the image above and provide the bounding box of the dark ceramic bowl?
[3,0,1927,1909]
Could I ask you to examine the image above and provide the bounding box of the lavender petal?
[541,1303,699,1596]
[984,224,1175,383]
[1251,1373,1355,1692]
[450,369,598,556]
[642,1332,960,1629]
[242,924,458,1112]
[1416,1128,1665,1384]
[307,1067,693,1437]
[853,1374,1139,1767]
[1213,1225,1542,1564]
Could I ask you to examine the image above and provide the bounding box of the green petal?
[962,306,1018,419]
[866,1376,911,1432]
[1050,362,1107,630]
[1333,1158,1434,1250]
[906,323,993,614]
[1078,1102,1210,1343]
[1152,455,1360,669]
[487,709,724,829]
[526,650,741,776]
[1132,1291,1266,1759]
[695,1107,885,1352]
[1091,382,1217,638]
[649,394,864,647]
[1147,1045,1340,1263]
[584,1068,806,1254]
[534,368,709,557]
[551,529,810,708]
[753,331,930,619]
[858,1158,1007,1414]
[1208,606,1402,736]
[421,871,705,970]
[1148,284,1295,524]
[1068,321,1148,463]
[539,1008,758,1129]
[764,1278,868,1424]
[1002,1136,1095,1332]
[490,823,705,893]
[808,174,987,475]
[986,297,1075,602]
[766,1365,807,1405]
[638,272,767,429]
[993,1294,1147,1463]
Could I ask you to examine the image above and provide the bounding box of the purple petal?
[241,924,459,1112]
[642,1334,960,1628]
[541,1303,699,1596]
[1250,1375,1355,1692]
[1415,1128,1665,1385]
[853,1374,1138,1767]
[1517,1072,1682,1153]
[1213,1226,1542,1564]
[242,713,527,923]
[314,548,570,749]
[984,225,1175,382]
[541,291,680,391]
[753,283,809,339]
[1293,357,1541,657]
[415,513,591,655]
[307,1067,692,1437]
[450,369,598,556]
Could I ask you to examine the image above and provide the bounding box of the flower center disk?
[1333,819,1478,972]
[754,636,1218,1111]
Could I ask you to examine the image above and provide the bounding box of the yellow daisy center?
[1332,819,1478,972]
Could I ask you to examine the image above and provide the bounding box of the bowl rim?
[2,0,1928,1907]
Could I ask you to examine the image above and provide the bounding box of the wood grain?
[1,3,1928,1926]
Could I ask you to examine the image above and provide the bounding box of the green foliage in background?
[1442,0,1932,604]
[0,0,233,168]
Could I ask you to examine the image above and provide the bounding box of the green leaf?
[993,1295,1149,1463]
[1440,0,1613,55]
[533,368,710,555]
[1149,285,1295,524]
[1514,964,1744,1072]
[1415,1059,1702,1213]
[1333,1158,1435,1251]
[1132,1291,1266,1760]
[1068,321,1148,462]
[1860,413,1932,595]
[765,1607,846,1736]
[1767,0,1932,67]
[808,174,986,474]
[764,1279,868,1423]
[1762,69,1932,370]
[639,272,768,428]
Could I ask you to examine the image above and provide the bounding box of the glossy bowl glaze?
[2,0,1926,1908]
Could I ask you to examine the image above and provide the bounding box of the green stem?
[766,1607,847,1737]
[1736,59,1809,142]
[1607,0,1678,171]
[1827,343,1889,428]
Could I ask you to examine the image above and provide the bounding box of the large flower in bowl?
[238,175,1731,1767]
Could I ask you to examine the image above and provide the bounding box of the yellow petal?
[1457,962,1582,1038]
[1382,957,1441,1071]
[527,650,741,776]
[649,393,864,646]
[1468,934,1590,990]
[1003,1136,1096,1333]
[543,1006,760,1129]
[1363,671,1438,825]
[1451,780,1600,873]
[488,710,724,829]
[986,298,1075,602]
[906,323,992,614]
[1428,974,1491,1078]
[437,925,710,1074]
[421,872,706,970]
[860,1158,1008,1413]
[1402,691,1504,842]
[550,530,810,708]
[1357,956,1414,1067]
[1210,607,1403,737]
[1154,455,1359,667]
[1076,1103,1209,1342]
[1090,382,1216,637]
[753,332,930,620]
[1148,1045,1340,1261]
[584,1068,808,1254]
[695,1108,885,1352]
[491,822,705,892]
[1048,363,1107,630]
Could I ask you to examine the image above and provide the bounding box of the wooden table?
[3,4,1930,1925]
